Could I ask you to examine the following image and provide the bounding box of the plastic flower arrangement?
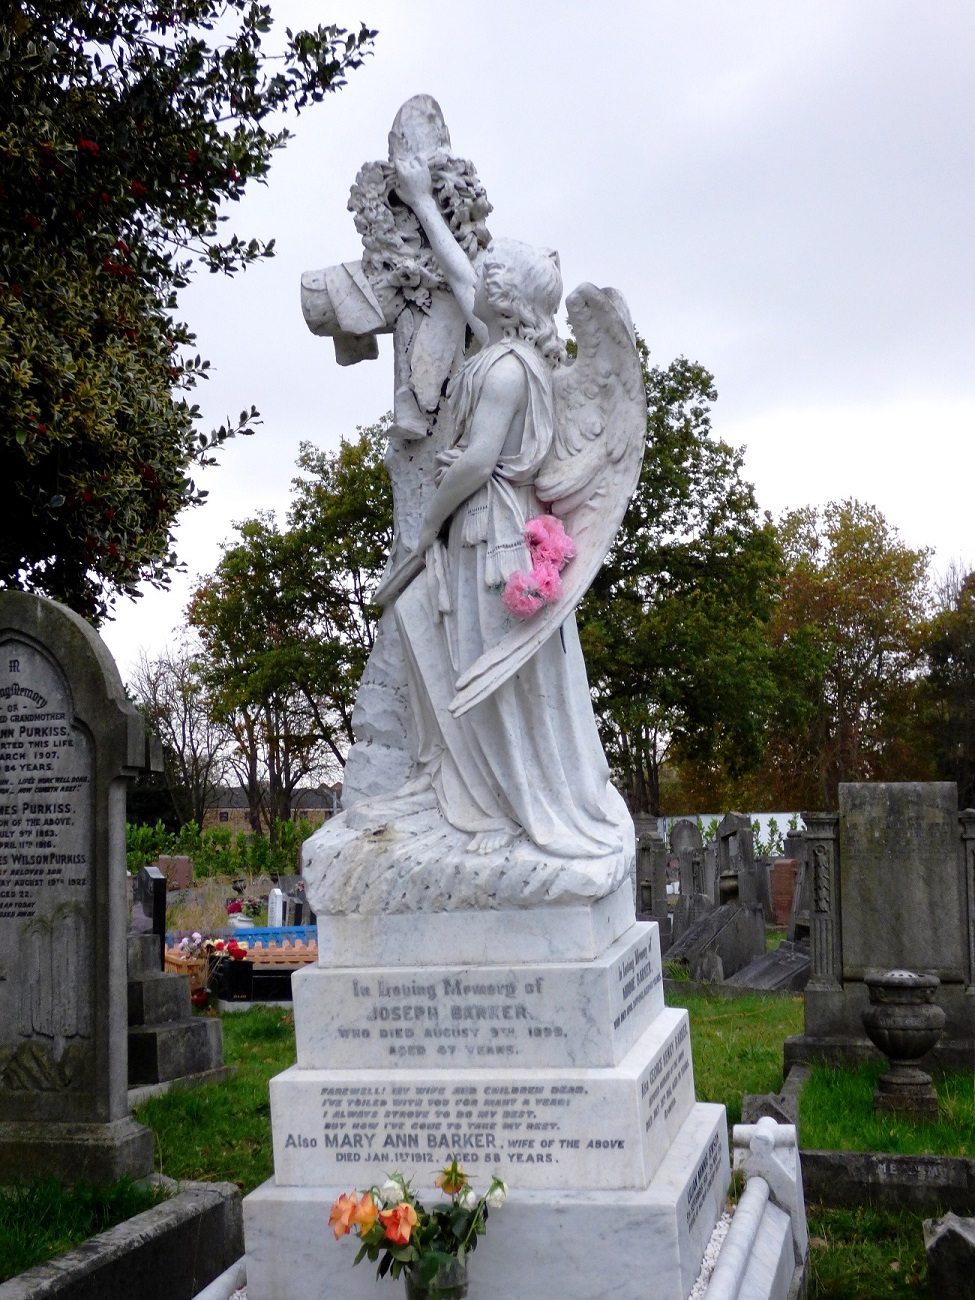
[502,514,576,619]
[330,1162,507,1286]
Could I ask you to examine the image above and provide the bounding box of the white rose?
[458,1186,479,1210]
[380,1176,406,1205]
[486,1180,507,1209]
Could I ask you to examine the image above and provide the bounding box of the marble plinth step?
[315,882,634,968]
[245,1104,730,1300]
[293,923,662,1072]
[269,1006,695,1193]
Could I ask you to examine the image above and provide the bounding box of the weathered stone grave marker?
[0,591,157,1181]
[131,864,166,966]
[787,783,975,1072]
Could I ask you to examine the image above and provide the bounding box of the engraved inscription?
[685,1130,724,1231]
[0,640,93,1084]
[642,1020,691,1133]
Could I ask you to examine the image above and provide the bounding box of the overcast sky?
[100,0,975,679]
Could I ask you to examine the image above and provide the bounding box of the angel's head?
[474,238,566,368]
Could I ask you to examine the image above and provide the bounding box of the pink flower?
[502,571,544,618]
[524,515,576,569]
[532,561,562,602]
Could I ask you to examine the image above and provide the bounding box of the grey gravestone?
[786,784,975,1075]
[131,865,166,967]
[924,1212,975,1299]
[787,851,811,944]
[725,939,811,992]
[669,818,703,898]
[0,591,157,1181]
[840,783,965,980]
[667,900,765,982]
[634,818,670,951]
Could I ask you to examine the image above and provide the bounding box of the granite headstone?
[131,865,166,968]
[0,591,157,1181]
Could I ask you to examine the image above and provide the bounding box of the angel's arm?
[414,354,527,550]
[394,156,489,348]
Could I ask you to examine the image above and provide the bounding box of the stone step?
[128,1017,224,1087]
[127,932,164,977]
[128,971,192,1027]
[268,1006,695,1193]
[244,1103,729,1300]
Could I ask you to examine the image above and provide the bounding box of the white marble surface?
[303,791,634,916]
[293,923,662,1071]
[314,880,635,967]
[268,1006,694,1192]
[737,1201,794,1300]
[244,1103,729,1300]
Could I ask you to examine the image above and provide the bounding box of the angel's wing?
[449,283,647,717]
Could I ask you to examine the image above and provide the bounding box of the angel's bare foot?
[468,829,516,855]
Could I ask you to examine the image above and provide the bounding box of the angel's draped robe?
[394,339,631,860]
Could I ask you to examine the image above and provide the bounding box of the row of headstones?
[634,813,813,988]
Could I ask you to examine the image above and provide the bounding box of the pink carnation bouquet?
[502,516,576,619]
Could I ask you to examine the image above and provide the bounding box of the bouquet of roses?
[330,1161,507,1285]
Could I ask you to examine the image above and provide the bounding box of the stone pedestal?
[127,934,226,1089]
[244,892,730,1299]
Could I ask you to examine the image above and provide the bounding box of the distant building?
[202,784,342,833]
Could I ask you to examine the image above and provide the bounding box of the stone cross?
[300,95,494,804]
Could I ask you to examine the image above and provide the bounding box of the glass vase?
[404,1256,469,1300]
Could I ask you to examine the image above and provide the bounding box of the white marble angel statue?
[303,152,647,916]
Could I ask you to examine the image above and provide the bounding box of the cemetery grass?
[668,992,931,1295]
[135,1006,296,1191]
[806,1205,929,1297]
[0,1177,167,1283]
[665,989,803,1124]
[800,1062,975,1157]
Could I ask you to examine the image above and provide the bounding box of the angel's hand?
[394,155,434,208]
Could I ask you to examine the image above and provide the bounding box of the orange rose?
[352,1191,378,1233]
[329,1192,359,1239]
[435,1159,467,1196]
[379,1201,418,1245]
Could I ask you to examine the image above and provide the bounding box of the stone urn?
[861,970,945,1121]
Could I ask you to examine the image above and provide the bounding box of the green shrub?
[125,818,318,879]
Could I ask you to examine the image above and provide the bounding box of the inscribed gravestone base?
[0,591,157,1181]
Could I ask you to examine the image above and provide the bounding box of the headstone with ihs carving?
[0,591,158,1182]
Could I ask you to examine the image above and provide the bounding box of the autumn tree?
[187,419,393,833]
[918,565,975,807]
[0,2,374,619]
[755,500,932,808]
[577,354,781,816]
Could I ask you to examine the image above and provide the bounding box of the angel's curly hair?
[478,238,566,369]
